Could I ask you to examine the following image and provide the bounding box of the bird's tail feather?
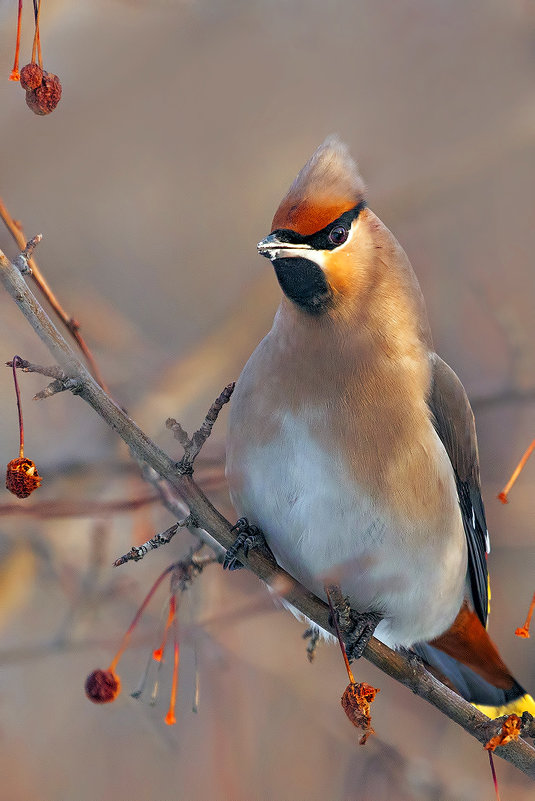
[412,641,535,718]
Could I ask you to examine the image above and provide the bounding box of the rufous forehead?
[271,195,358,236]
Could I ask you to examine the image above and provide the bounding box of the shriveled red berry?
[341,681,379,745]
[6,457,42,498]
[26,71,62,116]
[19,62,43,91]
[85,669,121,704]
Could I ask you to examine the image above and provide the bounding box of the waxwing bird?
[225,136,535,717]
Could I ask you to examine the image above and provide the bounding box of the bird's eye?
[328,225,348,246]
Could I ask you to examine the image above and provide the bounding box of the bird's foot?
[223,517,270,570]
[303,626,320,662]
[329,591,382,662]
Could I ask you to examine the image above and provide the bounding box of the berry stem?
[325,586,356,685]
[108,562,177,674]
[488,751,501,801]
[165,599,179,725]
[515,590,535,639]
[153,594,176,662]
[498,439,535,503]
[31,0,43,68]
[10,0,23,81]
[192,643,200,713]
[11,356,24,458]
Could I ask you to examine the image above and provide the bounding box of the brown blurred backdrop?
[0,1,534,799]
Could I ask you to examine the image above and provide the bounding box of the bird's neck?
[273,273,428,386]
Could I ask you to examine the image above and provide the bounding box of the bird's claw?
[303,626,320,662]
[330,594,382,662]
[223,517,268,570]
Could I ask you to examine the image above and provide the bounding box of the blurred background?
[0,1,534,799]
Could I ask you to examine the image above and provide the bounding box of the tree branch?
[1,245,534,778]
[0,199,109,391]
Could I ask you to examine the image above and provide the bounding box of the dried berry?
[19,62,43,91]
[26,71,62,116]
[85,669,121,704]
[6,457,42,499]
[485,714,522,751]
[341,681,380,745]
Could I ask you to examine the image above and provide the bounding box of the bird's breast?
[229,409,384,578]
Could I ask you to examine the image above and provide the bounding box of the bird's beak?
[257,233,282,259]
[257,233,310,260]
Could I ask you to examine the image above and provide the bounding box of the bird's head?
[258,135,371,316]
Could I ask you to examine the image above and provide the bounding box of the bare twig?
[13,234,41,273]
[166,382,235,473]
[7,357,67,380]
[1,246,535,777]
[7,357,82,398]
[140,463,226,561]
[0,203,109,391]
[113,519,191,566]
[32,379,79,400]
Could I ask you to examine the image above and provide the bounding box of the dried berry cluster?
[20,63,62,116]
[9,1,62,115]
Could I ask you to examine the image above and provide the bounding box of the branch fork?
[166,381,235,474]
[7,357,82,399]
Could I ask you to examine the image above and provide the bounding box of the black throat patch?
[272,256,332,315]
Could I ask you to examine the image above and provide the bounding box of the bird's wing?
[427,353,489,627]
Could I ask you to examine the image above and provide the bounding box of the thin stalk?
[10,0,23,80]
[11,355,24,458]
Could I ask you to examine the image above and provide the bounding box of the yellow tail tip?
[475,693,535,720]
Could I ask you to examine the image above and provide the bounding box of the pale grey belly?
[227,413,467,647]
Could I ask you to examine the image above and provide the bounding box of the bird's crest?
[271,135,366,236]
